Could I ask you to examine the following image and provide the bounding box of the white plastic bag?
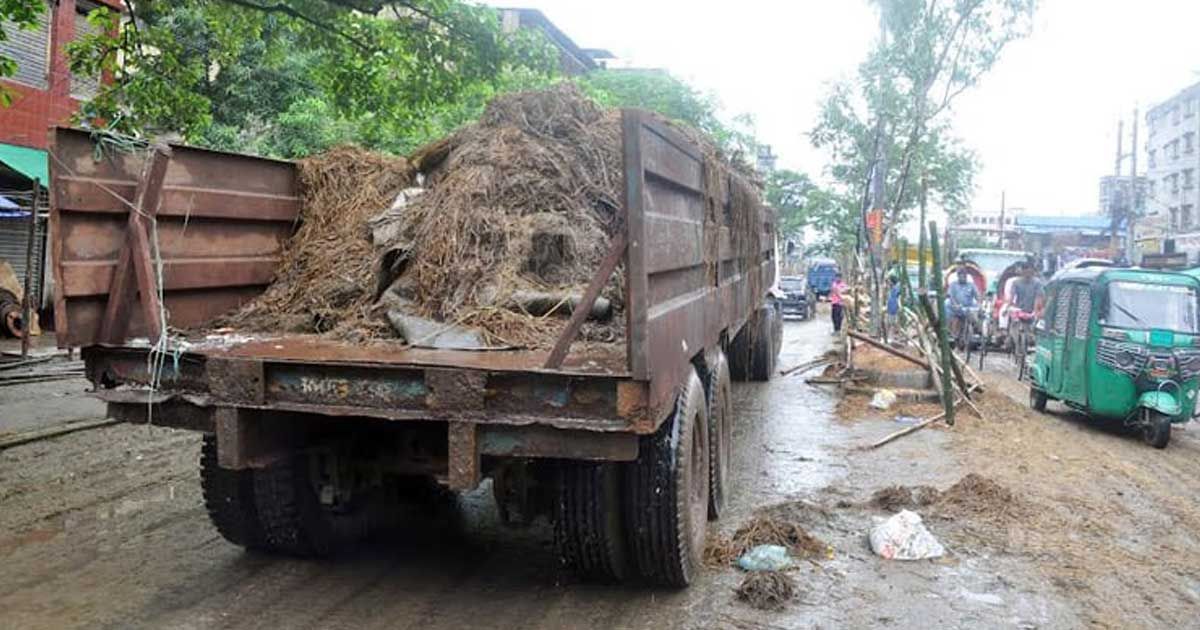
[869,389,898,410]
[869,510,945,560]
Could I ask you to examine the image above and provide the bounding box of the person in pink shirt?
[829,273,847,334]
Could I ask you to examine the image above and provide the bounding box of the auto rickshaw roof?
[1052,266,1200,287]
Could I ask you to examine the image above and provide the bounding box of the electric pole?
[1128,106,1138,262]
[1111,119,1124,256]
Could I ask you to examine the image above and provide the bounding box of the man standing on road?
[946,268,980,339]
[830,273,847,335]
[885,275,901,338]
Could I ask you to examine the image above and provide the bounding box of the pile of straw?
[219,147,414,338]
[370,83,625,348]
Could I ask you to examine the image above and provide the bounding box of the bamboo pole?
[847,330,929,369]
[928,221,955,426]
[20,179,39,358]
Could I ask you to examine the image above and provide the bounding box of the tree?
[579,69,757,157]
[811,0,1034,240]
[58,0,557,155]
[810,0,1034,332]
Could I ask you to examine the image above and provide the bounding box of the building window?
[1185,205,1195,230]
[1188,98,1197,118]
[1149,149,1157,168]
[1171,173,1180,195]
[1173,105,1182,125]
[70,5,104,99]
[1185,169,1195,190]
[1187,133,1196,155]
[1171,207,1179,230]
[1149,179,1157,201]
[1172,140,1181,160]
[0,1,50,89]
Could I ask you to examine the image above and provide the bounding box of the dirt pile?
[736,571,797,611]
[867,473,1031,523]
[218,147,414,338]
[869,485,939,512]
[706,512,831,567]
[935,472,1031,521]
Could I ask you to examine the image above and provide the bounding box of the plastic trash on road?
[868,510,945,560]
[869,389,898,410]
[737,544,795,571]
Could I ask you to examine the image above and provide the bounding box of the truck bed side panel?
[622,111,776,421]
[48,127,301,347]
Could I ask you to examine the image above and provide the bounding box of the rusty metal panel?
[447,421,480,491]
[479,425,638,461]
[49,127,301,347]
[208,357,266,405]
[621,109,776,423]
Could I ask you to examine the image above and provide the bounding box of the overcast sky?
[487,0,1200,217]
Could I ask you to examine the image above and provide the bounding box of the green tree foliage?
[58,0,557,157]
[579,69,756,156]
[0,0,43,105]
[809,0,1035,252]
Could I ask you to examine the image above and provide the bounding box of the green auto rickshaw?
[1027,266,1200,448]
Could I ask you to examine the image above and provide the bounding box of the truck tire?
[200,435,265,550]
[727,323,752,382]
[624,368,709,587]
[251,451,347,557]
[705,351,733,520]
[749,306,779,381]
[556,462,630,582]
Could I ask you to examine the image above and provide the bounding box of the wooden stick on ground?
[868,398,962,449]
[779,356,835,377]
[847,330,930,369]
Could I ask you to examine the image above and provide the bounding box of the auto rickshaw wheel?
[1029,387,1047,413]
[1142,409,1171,449]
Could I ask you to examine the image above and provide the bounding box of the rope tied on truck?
[50,137,185,422]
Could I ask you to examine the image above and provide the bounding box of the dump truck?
[48,112,781,587]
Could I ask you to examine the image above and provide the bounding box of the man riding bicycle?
[1007,262,1044,344]
[946,267,980,340]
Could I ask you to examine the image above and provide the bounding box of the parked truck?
[48,113,781,587]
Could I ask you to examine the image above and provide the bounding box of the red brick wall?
[0,0,123,150]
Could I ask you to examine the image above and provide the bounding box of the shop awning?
[0,143,49,186]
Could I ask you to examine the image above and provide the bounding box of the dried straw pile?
[217,84,760,349]
[370,83,626,348]
[736,571,797,611]
[705,513,831,567]
[219,147,414,338]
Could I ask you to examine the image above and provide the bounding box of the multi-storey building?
[1144,82,1200,237]
[0,0,124,308]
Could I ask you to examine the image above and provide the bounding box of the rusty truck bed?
[51,111,775,449]
[87,334,647,431]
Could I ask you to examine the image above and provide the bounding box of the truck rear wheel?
[624,368,709,587]
[556,462,629,582]
[706,351,733,519]
[200,435,265,550]
[200,438,380,557]
[750,306,780,381]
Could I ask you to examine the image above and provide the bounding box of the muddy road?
[2,318,1200,629]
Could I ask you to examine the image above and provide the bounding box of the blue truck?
[807,257,840,299]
